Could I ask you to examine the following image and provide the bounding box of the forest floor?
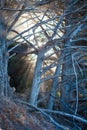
[0,95,57,130]
[0,93,87,130]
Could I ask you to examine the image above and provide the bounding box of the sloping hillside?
[0,96,56,130]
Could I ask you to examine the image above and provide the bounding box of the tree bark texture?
[29,48,45,105]
[48,63,61,110]
[0,13,11,96]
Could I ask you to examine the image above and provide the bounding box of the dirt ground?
[0,96,57,130]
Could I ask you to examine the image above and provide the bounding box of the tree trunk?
[48,62,62,110]
[29,49,45,105]
[60,0,84,112]
[0,13,11,96]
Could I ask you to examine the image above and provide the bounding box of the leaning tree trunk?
[0,13,11,96]
[29,48,45,105]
